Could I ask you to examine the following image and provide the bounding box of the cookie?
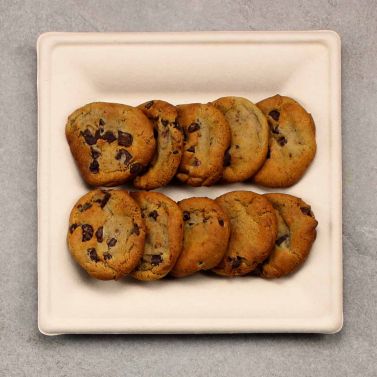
[176,103,231,186]
[259,193,318,278]
[66,102,156,186]
[253,95,316,187]
[130,191,183,281]
[213,191,277,276]
[212,96,269,183]
[134,100,183,190]
[171,197,231,278]
[67,189,145,280]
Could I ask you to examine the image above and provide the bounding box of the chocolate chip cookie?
[213,191,277,276]
[259,193,318,278]
[130,191,183,281]
[176,103,231,186]
[171,197,231,278]
[253,95,316,187]
[66,102,156,186]
[134,100,183,190]
[212,96,269,183]
[67,189,145,280]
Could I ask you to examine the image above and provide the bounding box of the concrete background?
[1,0,376,375]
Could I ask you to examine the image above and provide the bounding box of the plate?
[37,31,342,334]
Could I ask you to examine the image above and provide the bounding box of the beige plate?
[37,31,342,335]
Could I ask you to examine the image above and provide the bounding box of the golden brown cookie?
[213,191,277,276]
[212,96,269,183]
[176,103,231,186]
[134,100,183,190]
[67,189,145,280]
[259,193,318,278]
[66,102,156,186]
[254,95,316,187]
[171,197,231,278]
[130,191,183,281]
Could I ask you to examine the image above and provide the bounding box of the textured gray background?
[1,0,376,376]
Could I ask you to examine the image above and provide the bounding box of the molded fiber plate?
[37,31,342,334]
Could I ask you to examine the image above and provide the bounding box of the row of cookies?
[65,95,316,189]
[67,189,318,281]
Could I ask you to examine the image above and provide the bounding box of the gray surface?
[0,0,376,375]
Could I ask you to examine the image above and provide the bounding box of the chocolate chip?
[218,219,224,227]
[91,148,101,159]
[275,234,289,246]
[130,163,143,175]
[153,128,158,139]
[100,192,111,208]
[277,136,287,146]
[183,211,190,221]
[300,207,313,216]
[99,118,106,126]
[271,125,280,134]
[69,223,78,233]
[187,146,195,153]
[229,256,242,269]
[103,252,112,261]
[81,224,94,242]
[82,129,97,145]
[224,148,231,167]
[107,238,117,247]
[95,226,103,242]
[161,119,169,127]
[144,101,154,109]
[192,158,201,167]
[188,122,200,133]
[269,110,280,121]
[102,131,116,143]
[89,160,99,173]
[118,131,133,147]
[151,254,163,266]
[172,150,179,154]
[131,223,140,235]
[79,202,92,212]
[87,248,99,262]
[148,210,158,220]
[115,149,132,164]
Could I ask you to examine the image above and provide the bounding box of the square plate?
[37,31,342,334]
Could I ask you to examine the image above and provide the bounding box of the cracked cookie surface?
[259,193,318,278]
[67,189,145,280]
[66,102,155,186]
[212,96,269,183]
[176,103,231,186]
[130,191,183,281]
[134,100,183,190]
[254,95,316,187]
[213,191,277,276]
[171,197,230,278]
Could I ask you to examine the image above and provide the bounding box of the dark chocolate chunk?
[99,118,106,126]
[188,122,200,133]
[269,109,280,121]
[89,159,99,173]
[100,192,111,208]
[118,131,133,147]
[161,119,169,127]
[87,248,100,262]
[95,226,103,242]
[183,211,190,221]
[277,136,287,146]
[224,148,231,167]
[187,146,195,153]
[82,129,97,145]
[130,163,143,175]
[131,223,140,235]
[81,224,94,242]
[300,207,312,216]
[275,234,289,246]
[79,202,92,212]
[69,223,78,234]
[148,210,158,220]
[144,101,154,109]
[271,125,280,134]
[151,254,163,266]
[90,148,101,159]
[115,149,132,164]
[102,131,117,143]
[218,219,224,227]
[107,238,117,247]
[103,252,112,261]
